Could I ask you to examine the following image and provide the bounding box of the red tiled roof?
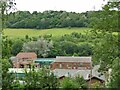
[16,52,37,59]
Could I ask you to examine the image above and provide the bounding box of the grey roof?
[52,65,106,81]
[52,69,91,79]
[54,56,92,62]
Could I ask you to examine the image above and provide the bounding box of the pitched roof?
[16,52,37,59]
[52,69,91,79]
[86,76,105,82]
[52,65,106,81]
[54,56,91,62]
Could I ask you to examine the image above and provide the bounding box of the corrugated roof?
[55,56,92,62]
[16,52,37,59]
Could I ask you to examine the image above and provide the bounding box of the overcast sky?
[15,0,108,13]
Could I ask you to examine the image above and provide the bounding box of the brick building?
[12,52,40,68]
[51,56,92,70]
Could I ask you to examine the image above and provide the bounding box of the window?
[66,64,69,67]
[74,64,76,67]
[60,64,62,69]
[67,64,72,69]
[20,64,24,68]
[56,64,59,68]
[69,64,72,67]
[79,63,83,67]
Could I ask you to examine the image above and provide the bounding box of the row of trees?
[2,32,93,58]
[6,10,95,29]
[1,0,120,89]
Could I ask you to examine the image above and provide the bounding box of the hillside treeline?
[2,32,94,58]
[6,10,96,29]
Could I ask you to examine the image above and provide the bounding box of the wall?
[51,62,92,70]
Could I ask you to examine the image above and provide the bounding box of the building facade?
[51,56,92,70]
[12,52,40,68]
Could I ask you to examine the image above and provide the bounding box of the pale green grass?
[3,28,91,39]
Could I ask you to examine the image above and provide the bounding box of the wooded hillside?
[6,10,97,29]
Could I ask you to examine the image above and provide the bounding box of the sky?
[15,0,109,13]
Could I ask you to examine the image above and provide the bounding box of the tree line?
[1,0,120,89]
[6,10,96,29]
[2,32,93,58]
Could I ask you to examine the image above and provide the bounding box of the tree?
[23,67,59,89]
[106,57,120,88]
[22,37,53,57]
[0,0,16,30]
[60,41,77,55]
[91,1,120,88]
[60,77,79,89]
[11,39,24,55]
[74,75,87,88]
[0,0,16,89]
[2,35,13,58]
[5,10,93,29]
[2,59,15,89]
[60,76,87,89]
[77,43,93,56]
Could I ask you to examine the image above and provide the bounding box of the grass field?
[3,28,91,39]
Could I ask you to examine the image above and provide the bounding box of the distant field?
[3,28,91,38]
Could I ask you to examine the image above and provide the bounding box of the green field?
[3,28,91,38]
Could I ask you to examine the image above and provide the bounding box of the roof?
[16,52,37,59]
[52,69,91,78]
[52,69,91,79]
[86,76,105,82]
[34,58,55,63]
[52,65,105,81]
[74,65,105,81]
[54,56,92,62]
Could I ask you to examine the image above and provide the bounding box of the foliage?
[77,43,93,56]
[90,1,120,88]
[2,35,13,58]
[60,77,79,89]
[106,57,120,88]
[22,67,59,89]
[74,75,87,88]
[60,76,87,89]
[0,0,16,30]
[91,82,104,88]
[5,10,93,29]
[60,41,78,55]
[22,37,53,57]
[11,39,24,55]
[3,28,95,58]
[2,59,15,89]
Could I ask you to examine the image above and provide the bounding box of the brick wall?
[51,62,92,70]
